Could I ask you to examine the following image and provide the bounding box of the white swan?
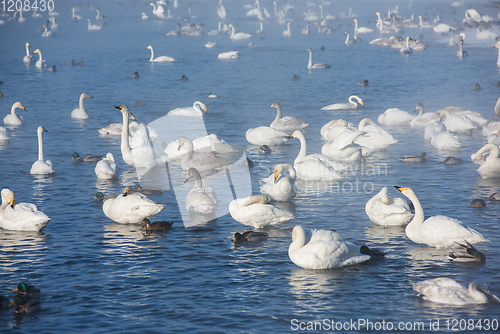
[269,102,309,132]
[216,0,226,20]
[378,107,415,126]
[218,51,240,59]
[301,22,310,34]
[229,24,251,40]
[353,18,373,34]
[23,42,34,63]
[4,102,26,125]
[95,153,118,180]
[483,119,500,136]
[321,95,364,110]
[0,189,51,232]
[471,144,500,179]
[184,167,218,214]
[166,23,181,36]
[450,0,464,7]
[413,278,500,305]
[321,129,364,162]
[30,126,55,175]
[150,2,165,19]
[411,103,440,127]
[288,225,370,269]
[146,45,176,62]
[141,12,149,20]
[32,48,43,68]
[101,187,166,224]
[87,18,102,30]
[399,36,413,54]
[424,120,446,140]
[71,7,81,21]
[41,25,55,37]
[290,130,345,181]
[320,119,353,141]
[167,101,206,117]
[71,93,92,119]
[431,131,461,150]
[177,136,230,171]
[476,27,497,40]
[165,134,234,159]
[395,186,487,247]
[260,164,297,202]
[439,109,475,133]
[229,195,294,228]
[365,186,413,226]
[246,126,290,146]
[433,23,455,33]
[355,118,398,151]
[306,48,331,70]
[283,22,292,36]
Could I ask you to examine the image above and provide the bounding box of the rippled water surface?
[1,0,500,333]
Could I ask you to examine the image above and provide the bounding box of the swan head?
[184,167,200,183]
[394,186,415,198]
[105,152,114,162]
[83,93,92,99]
[33,48,40,55]
[193,101,207,112]
[290,130,304,139]
[1,188,15,206]
[414,102,424,112]
[37,126,47,136]
[269,102,280,109]
[13,102,26,111]
[123,186,134,196]
[305,48,313,52]
[146,45,152,50]
[26,42,30,47]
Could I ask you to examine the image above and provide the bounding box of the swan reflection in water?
[0,230,48,267]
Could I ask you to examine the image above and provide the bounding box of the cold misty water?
[0,0,500,332]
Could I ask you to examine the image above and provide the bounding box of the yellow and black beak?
[394,186,405,192]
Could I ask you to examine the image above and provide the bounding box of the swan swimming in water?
[87,18,102,30]
[3,102,26,125]
[321,128,365,162]
[395,186,487,247]
[229,24,251,40]
[288,225,370,269]
[378,107,415,126]
[410,103,440,127]
[269,102,310,132]
[167,101,206,117]
[184,167,218,214]
[30,126,55,175]
[246,126,290,146]
[260,164,297,202]
[218,51,240,59]
[71,93,92,119]
[431,130,461,150]
[355,118,398,151]
[32,49,44,68]
[229,195,294,228]
[146,45,176,62]
[177,136,231,171]
[283,22,292,36]
[95,153,118,179]
[321,95,364,110]
[150,2,165,19]
[306,48,331,70]
[0,188,51,232]
[471,144,500,179]
[365,186,414,226]
[23,42,34,62]
[413,278,500,305]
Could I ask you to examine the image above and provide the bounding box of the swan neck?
[149,47,154,61]
[79,94,85,110]
[273,103,282,123]
[121,110,132,159]
[476,144,499,161]
[287,165,297,181]
[405,191,425,231]
[192,170,203,188]
[37,128,44,161]
[308,51,312,68]
[469,283,489,303]
[295,133,307,163]
[290,226,306,250]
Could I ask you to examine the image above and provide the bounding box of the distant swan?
[288,225,370,269]
[431,131,461,150]
[150,2,165,19]
[32,48,43,68]
[395,186,487,247]
[269,102,310,131]
[218,51,240,59]
[0,188,51,232]
[353,18,373,34]
[23,42,34,62]
[184,167,218,214]
[306,48,331,69]
[177,136,230,171]
[321,95,364,110]
[229,195,294,228]
[283,21,292,36]
[229,24,251,40]
[71,93,92,119]
[95,153,118,179]
[260,163,297,202]
[87,18,102,30]
[471,144,500,179]
[378,107,415,125]
[30,126,55,175]
[246,126,290,146]
[4,102,26,125]
[146,45,176,62]
[413,278,500,305]
[410,103,440,127]
[365,186,414,226]
[167,101,206,116]
[355,118,398,151]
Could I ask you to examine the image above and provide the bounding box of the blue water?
[1,0,500,332]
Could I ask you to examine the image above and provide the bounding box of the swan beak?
[86,94,93,98]
[115,106,123,110]
[8,198,13,206]
[360,101,365,107]
[395,186,405,192]
[274,170,280,183]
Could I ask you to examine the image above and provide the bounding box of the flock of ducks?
[0,283,41,315]
[1,0,500,310]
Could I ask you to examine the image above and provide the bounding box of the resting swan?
[146,45,176,62]
[431,130,462,150]
[413,278,500,305]
[100,187,166,224]
[269,102,310,132]
[0,188,51,232]
[321,95,364,110]
[321,129,364,162]
[184,167,218,214]
[306,48,331,69]
[471,144,500,179]
[260,164,297,202]
[355,118,398,151]
[4,102,26,125]
[439,109,475,133]
[167,101,206,117]
[365,186,414,226]
[288,225,370,269]
[229,195,294,228]
[395,186,487,247]
[95,153,118,179]
[410,103,440,127]
[177,136,231,171]
[378,107,415,125]
[30,126,55,175]
[246,126,290,146]
[290,130,345,181]
[71,93,92,119]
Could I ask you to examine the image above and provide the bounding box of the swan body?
[321,129,365,162]
[321,95,364,110]
[269,102,309,132]
[184,167,218,214]
[165,134,234,160]
[146,45,176,62]
[71,93,92,119]
[216,0,226,20]
[283,22,292,36]
[471,144,500,179]
[413,278,500,305]
[23,42,34,62]
[399,36,413,54]
[229,24,251,40]
[260,164,297,202]
[87,18,102,30]
[378,108,415,126]
[218,51,240,59]
[355,118,398,151]
[150,2,165,19]
[439,109,475,133]
[353,18,373,34]
[246,126,290,146]
[396,186,487,247]
[433,23,455,33]
[483,119,500,136]
[365,187,413,226]
[291,130,345,181]
[424,121,446,140]
[177,136,230,171]
[288,225,370,269]
[167,101,206,117]
[141,12,149,19]
[411,103,440,127]
[229,195,294,228]
[95,153,118,179]
[431,131,461,150]
[166,24,181,36]
[0,188,51,232]
[4,102,26,125]
[102,187,166,224]
[320,119,353,141]
[42,25,55,37]
[32,48,43,68]
[476,27,497,40]
[30,126,55,175]
[306,48,331,69]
